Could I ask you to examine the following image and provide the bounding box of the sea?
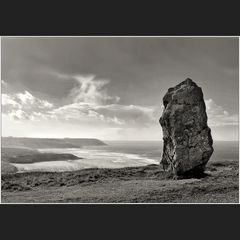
[12,141,239,173]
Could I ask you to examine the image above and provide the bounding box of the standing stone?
[159,78,213,176]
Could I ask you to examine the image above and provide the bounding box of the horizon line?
[1,136,238,142]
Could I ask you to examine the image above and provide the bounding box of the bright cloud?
[1,80,8,86]
[205,99,238,127]
[49,102,157,127]
[2,75,238,140]
[69,75,120,104]
[2,76,158,128]
[2,91,54,120]
[46,74,159,127]
[2,94,21,108]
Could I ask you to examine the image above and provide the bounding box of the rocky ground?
[1,160,238,203]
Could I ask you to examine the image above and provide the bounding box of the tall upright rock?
[159,78,213,176]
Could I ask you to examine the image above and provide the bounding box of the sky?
[1,37,239,140]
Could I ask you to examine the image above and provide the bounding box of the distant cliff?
[2,137,106,149]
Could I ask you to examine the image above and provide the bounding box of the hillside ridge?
[2,137,106,149]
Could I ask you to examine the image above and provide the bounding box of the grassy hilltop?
[1,160,238,203]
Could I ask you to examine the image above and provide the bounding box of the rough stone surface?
[159,78,214,176]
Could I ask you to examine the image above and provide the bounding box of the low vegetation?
[1,160,238,203]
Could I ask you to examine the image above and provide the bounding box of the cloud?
[69,75,120,105]
[2,91,53,108]
[3,74,237,140]
[2,91,54,120]
[40,74,158,127]
[1,80,8,85]
[2,94,21,108]
[8,109,28,120]
[2,76,158,128]
[49,102,157,127]
[92,104,157,126]
[205,99,238,127]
